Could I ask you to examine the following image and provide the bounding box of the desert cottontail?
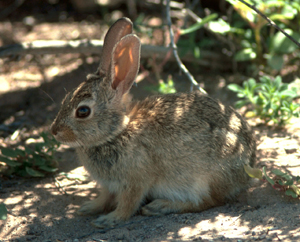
[51,17,256,228]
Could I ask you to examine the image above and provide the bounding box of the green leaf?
[285,189,298,198]
[234,48,256,61]
[39,166,58,173]
[248,78,257,89]
[240,40,252,48]
[208,18,231,34]
[0,156,22,167]
[25,167,45,177]
[32,153,46,166]
[274,76,282,88]
[269,13,294,21]
[180,13,218,35]
[281,4,298,19]
[244,164,262,179]
[228,84,243,93]
[194,46,201,59]
[270,29,300,54]
[271,169,293,180]
[16,169,29,177]
[35,143,45,151]
[235,100,249,108]
[267,54,284,71]
[280,90,297,99]
[0,203,7,220]
[291,185,300,196]
[278,178,295,186]
[263,166,275,185]
[284,180,294,186]
[24,146,34,155]
[1,147,19,158]
[15,148,26,157]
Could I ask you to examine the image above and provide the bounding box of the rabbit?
[50,17,256,228]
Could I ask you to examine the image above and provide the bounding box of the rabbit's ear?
[111,34,140,96]
[99,18,133,75]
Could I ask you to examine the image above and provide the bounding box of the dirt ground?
[1,1,300,242]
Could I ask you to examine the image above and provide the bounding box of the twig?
[238,0,300,49]
[54,176,67,195]
[229,213,244,226]
[275,233,282,241]
[166,0,207,94]
[0,0,25,20]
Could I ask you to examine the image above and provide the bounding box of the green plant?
[226,0,300,70]
[144,76,177,94]
[245,164,300,198]
[0,132,60,177]
[158,76,176,94]
[177,13,219,59]
[0,203,7,220]
[170,0,300,73]
[264,167,300,198]
[228,75,300,125]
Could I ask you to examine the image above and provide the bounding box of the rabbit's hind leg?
[77,187,116,216]
[141,197,220,216]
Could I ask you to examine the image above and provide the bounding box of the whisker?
[39,88,55,103]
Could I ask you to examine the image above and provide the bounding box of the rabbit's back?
[127,91,255,165]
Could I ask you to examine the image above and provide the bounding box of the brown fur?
[50,18,256,228]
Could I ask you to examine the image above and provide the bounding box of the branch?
[0,40,231,70]
[0,0,25,20]
[166,0,207,94]
[238,0,300,49]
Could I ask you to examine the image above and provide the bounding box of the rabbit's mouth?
[52,134,79,147]
[51,125,82,147]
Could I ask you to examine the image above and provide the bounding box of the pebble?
[284,146,298,154]
[259,234,266,240]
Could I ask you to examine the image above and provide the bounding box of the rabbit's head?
[50,18,140,147]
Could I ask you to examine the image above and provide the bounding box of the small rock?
[268,227,279,231]
[259,234,266,240]
[285,146,298,154]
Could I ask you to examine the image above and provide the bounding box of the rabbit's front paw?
[77,200,103,216]
[91,212,120,228]
[142,199,175,216]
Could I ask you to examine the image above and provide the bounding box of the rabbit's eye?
[76,106,91,118]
